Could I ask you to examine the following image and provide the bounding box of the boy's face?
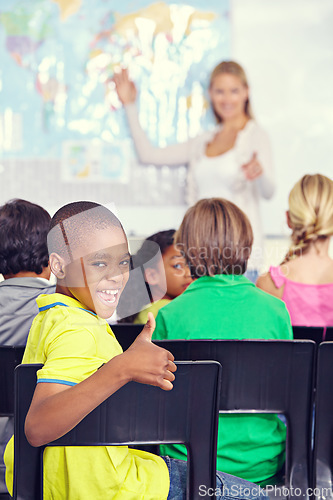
[162,245,193,299]
[63,226,130,319]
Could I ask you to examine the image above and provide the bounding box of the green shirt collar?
[186,274,254,290]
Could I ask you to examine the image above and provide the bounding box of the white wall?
[232,0,333,236]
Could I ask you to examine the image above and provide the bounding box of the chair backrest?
[0,347,25,417]
[13,361,221,500]
[313,342,333,496]
[110,323,143,351]
[155,339,316,498]
[292,326,325,344]
[0,347,25,499]
[321,327,333,342]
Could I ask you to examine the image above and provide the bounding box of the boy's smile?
[60,226,130,319]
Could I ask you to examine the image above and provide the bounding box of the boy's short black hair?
[48,201,124,262]
[0,199,51,276]
[146,229,175,255]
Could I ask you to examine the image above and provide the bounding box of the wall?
[232,0,333,237]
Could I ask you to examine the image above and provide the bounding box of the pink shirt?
[270,266,333,327]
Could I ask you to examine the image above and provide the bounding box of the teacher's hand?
[113,68,137,105]
[242,153,263,180]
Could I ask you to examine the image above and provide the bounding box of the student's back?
[0,276,55,345]
[0,199,55,346]
[154,274,291,341]
[153,198,292,485]
[257,174,333,326]
[154,277,291,485]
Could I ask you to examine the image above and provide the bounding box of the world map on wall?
[0,0,230,181]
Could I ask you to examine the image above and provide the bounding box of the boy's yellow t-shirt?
[5,293,169,500]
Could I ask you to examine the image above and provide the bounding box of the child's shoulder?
[256,267,285,299]
[254,274,290,318]
[34,293,102,341]
[26,294,120,364]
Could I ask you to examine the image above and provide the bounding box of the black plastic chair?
[111,323,144,351]
[293,326,325,344]
[0,346,25,500]
[313,342,333,499]
[321,327,333,342]
[155,339,316,499]
[0,346,25,418]
[13,361,221,500]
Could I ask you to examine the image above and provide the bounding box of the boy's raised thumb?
[139,312,156,342]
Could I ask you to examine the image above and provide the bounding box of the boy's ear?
[144,267,159,286]
[49,253,66,279]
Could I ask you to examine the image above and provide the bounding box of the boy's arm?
[25,314,176,447]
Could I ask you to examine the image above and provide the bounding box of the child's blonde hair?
[283,174,333,262]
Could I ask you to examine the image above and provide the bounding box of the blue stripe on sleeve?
[37,379,77,386]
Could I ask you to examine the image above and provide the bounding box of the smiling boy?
[4,201,176,500]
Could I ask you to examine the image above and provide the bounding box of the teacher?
[114,61,275,279]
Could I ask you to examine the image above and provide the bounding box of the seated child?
[117,229,192,323]
[153,197,293,486]
[0,199,55,345]
[4,201,265,500]
[256,173,333,326]
[0,199,55,494]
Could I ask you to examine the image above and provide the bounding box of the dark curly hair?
[0,199,51,276]
[133,229,175,267]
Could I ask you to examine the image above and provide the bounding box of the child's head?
[48,201,130,319]
[285,173,333,261]
[135,229,192,300]
[175,198,253,278]
[0,199,51,279]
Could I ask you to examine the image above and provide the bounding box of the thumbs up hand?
[241,152,263,180]
[123,313,177,391]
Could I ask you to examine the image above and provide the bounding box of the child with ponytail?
[256,173,333,326]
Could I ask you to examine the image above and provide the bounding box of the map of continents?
[0,0,230,176]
